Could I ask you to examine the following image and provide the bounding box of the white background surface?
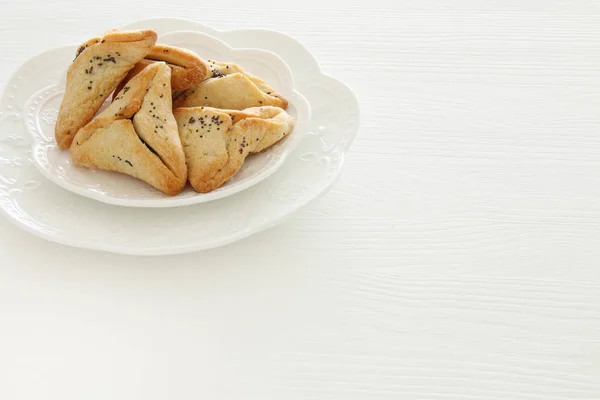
[2,1,600,398]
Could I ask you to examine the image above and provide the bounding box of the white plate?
[0,18,359,255]
[28,30,311,207]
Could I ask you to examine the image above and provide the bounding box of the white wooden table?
[1,1,600,398]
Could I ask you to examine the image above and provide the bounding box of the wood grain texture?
[1,1,600,399]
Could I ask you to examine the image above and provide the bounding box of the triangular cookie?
[113,44,209,98]
[173,60,288,110]
[55,29,158,149]
[173,106,294,193]
[70,62,187,195]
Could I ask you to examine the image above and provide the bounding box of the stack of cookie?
[56,29,294,195]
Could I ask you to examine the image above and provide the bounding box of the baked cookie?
[173,60,288,110]
[55,29,158,149]
[113,44,209,98]
[173,106,294,193]
[70,62,187,196]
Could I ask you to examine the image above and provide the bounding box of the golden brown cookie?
[55,29,158,149]
[113,44,209,99]
[70,62,187,196]
[173,60,288,110]
[173,106,294,193]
